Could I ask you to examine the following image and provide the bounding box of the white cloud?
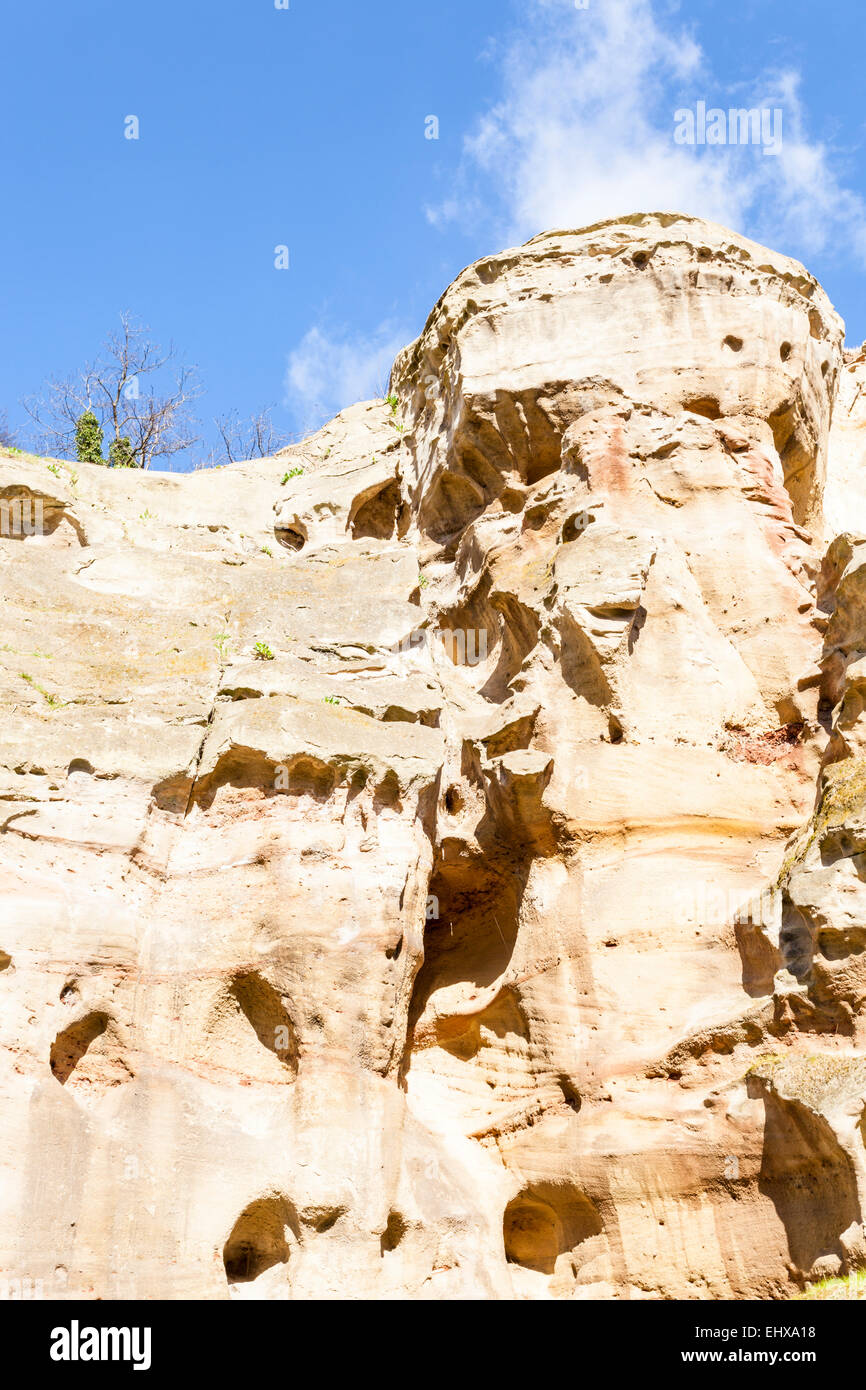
[429,0,866,264]
[284,321,411,432]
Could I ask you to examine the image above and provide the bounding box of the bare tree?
[205,407,291,466]
[24,313,202,469]
[0,411,18,450]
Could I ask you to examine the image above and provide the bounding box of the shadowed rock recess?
[4,211,866,1300]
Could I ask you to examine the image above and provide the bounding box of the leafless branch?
[205,407,291,466]
[0,411,18,449]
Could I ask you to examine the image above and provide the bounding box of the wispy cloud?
[284,320,410,433]
[429,0,866,263]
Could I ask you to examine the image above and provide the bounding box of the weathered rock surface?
[2,211,866,1300]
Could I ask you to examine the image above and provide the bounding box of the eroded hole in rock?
[780,341,793,361]
[444,785,464,816]
[275,525,306,552]
[223,1197,294,1284]
[442,584,539,704]
[558,1076,581,1113]
[769,402,817,526]
[554,611,615,709]
[735,916,781,998]
[405,844,533,1069]
[179,751,338,815]
[683,396,722,420]
[818,925,866,961]
[67,759,94,778]
[230,973,299,1073]
[406,706,566,1078]
[511,397,571,486]
[499,487,526,514]
[436,576,497,678]
[627,603,647,653]
[779,901,814,982]
[480,710,538,760]
[50,1012,110,1086]
[278,757,338,802]
[350,479,402,540]
[0,489,87,546]
[310,1207,343,1233]
[422,471,487,546]
[434,986,529,1061]
[817,698,834,732]
[522,506,545,532]
[380,1211,406,1255]
[561,511,594,544]
[373,769,403,813]
[504,1184,602,1275]
[459,433,510,500]
[421,379,579,537]
[504,1195,561,1273]
[0,951,11,972]
[723,335,744,352]
[382,704,440,729]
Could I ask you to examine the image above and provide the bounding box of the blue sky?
[2,0,865,469]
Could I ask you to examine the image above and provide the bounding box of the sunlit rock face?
[1,212,866,1301]
[393,212,843,537]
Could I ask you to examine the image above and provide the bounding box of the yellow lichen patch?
[776,753,866,888]
[749,1052,866,1109]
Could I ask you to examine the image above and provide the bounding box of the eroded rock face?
[393,212,843,538]
[1,211,866,1301]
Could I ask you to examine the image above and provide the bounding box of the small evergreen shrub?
[75,411,104,464]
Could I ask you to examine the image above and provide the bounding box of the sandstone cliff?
[2,211,866,1300]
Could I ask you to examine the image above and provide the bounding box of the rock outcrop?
[2,211,866,1300]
